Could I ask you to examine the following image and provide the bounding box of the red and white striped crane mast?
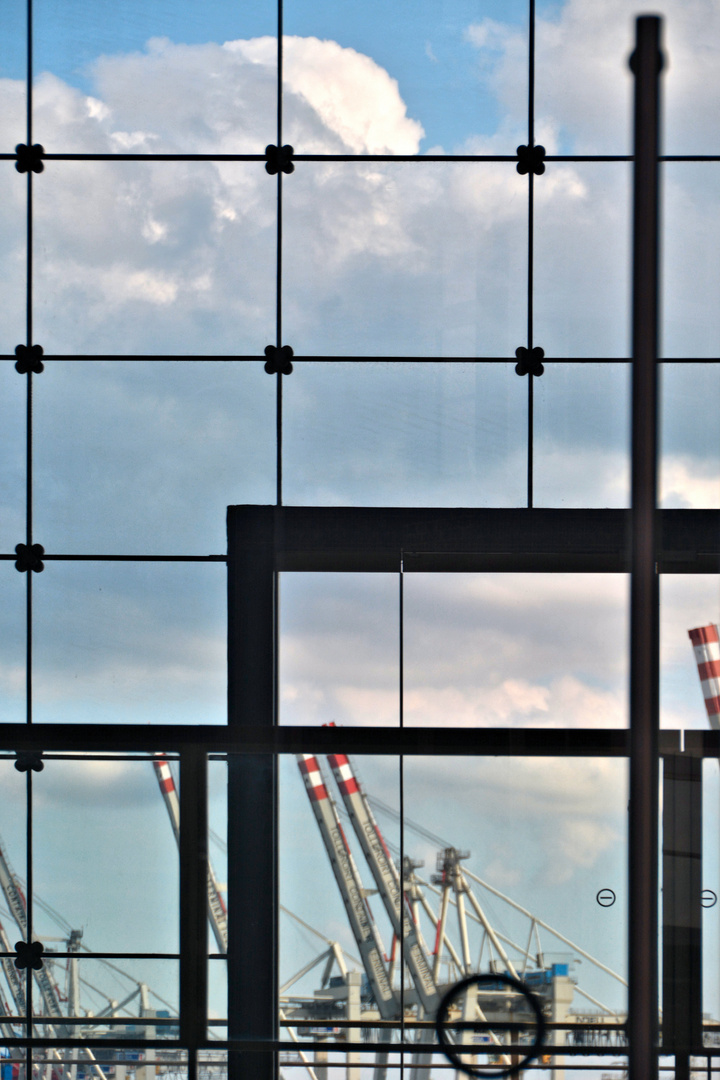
[688,624,720,729]
[0,840,67,1030]
[152,757,228,952]
[296,754,399,1020]
[325,754,439,1019]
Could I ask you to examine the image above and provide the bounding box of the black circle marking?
[596,889,616,907]
[435,973,546,1079]
[702,890,717,909]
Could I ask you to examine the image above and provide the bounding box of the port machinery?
[284,752,628,1080]
[0,751,628,1080]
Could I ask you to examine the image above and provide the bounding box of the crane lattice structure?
[286,752,628,1080]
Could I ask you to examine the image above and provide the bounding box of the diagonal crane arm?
[296,754,400,1019]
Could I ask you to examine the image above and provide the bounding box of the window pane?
[0,168,26,356]
[534,364,630,508]
[32,758,179,957]
[34,360,275,554]
[0,361,24,555]
[284,0,528,154]
[663,164,720,359]
[404,755,629,1027]
[33,563,225,725]
[283,362,525,507]
[704,758,720,1038]
[404,573,629,728]
[33,163,275,355]
[0,564,24,724]
[283,164,527,357]
[281,754,400,1051]
[279,573,399,728]
[661,576,720,731]
[33,0,276,154]
[534,164,630,359]
[661,364,720,509]
[535,1,720,157]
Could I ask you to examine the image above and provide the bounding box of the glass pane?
[33,0,276,154]
[660,576,720,731]
[534,164,631,359]
[34,360,275,554]
[32,758,179,954]
[663,164,720,359]
[703,758,720,1039]
[0,561,25,725]
[535,1,720,157]
[404,573,629,728]
[0,360,25,554]
[208,756,228,956]
[279,573,399,727]
[208,958,227,1040]
[661,365,720,509]
[33,562,226,725]
[280,754,400,1051]
[0,168,26,357]
[33,959,179,1038]
[283,362,525,507]
[283,164,527,357]
[33,163,275,355]
[534,364,630,508]
[0,759,27,1022]
[405,755,628,1059]
[284,0,528,154]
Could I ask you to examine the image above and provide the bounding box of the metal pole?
[628,15,663,1080]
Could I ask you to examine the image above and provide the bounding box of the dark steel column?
[662,754,702,1074]
[180,746,209,1051]
[628,15,663,1080]
[227,506,277,1080]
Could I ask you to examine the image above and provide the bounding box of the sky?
[0,0,719,1062]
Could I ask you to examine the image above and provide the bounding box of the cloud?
[467,0,720,155]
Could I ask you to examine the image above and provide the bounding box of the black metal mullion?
[628,16,663,1080]
[526,0,536,509]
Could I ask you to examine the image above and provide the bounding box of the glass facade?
[0,4,718,1080]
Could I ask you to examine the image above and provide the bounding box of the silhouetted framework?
[0,6,718,1080]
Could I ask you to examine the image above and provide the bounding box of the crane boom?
[326,755,439,1017]
[0,839,66,1027]
[152,757,228,951]
[0,918,26,1017]
[296,755,399,1019]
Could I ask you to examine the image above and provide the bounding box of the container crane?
[296,754,399,1020]
[0,839,67,1031]
[325,754,439,1018]
[152,756,228,952]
